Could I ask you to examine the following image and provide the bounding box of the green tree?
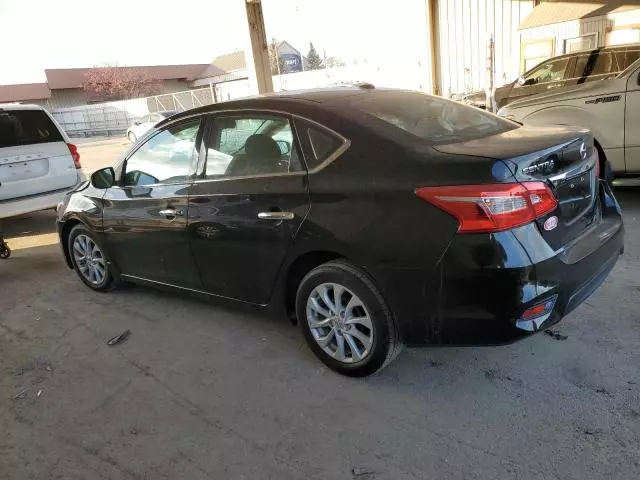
[306,42,324,70]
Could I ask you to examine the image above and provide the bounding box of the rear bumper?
[401,180,623,345]
[0,172,86,219]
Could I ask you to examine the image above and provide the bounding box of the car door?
[102,117,204,288]
[187,112,310,304]
[504,56,574,105]
[625,61,640,173]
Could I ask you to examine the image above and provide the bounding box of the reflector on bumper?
[515,295,558,332]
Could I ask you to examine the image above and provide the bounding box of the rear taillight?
[415,182,557,234]
[67,143,81,169]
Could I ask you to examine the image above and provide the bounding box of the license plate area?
[555,168,596,225]
[0,158,49,182]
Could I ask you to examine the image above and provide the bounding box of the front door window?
[519,58,571,87]
[124,119,200,186]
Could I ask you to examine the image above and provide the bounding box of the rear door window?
[615,48,640,70]
[584,51,620,79]
[202,114,303,178]
[306,126,345,170]
[0,109,63,148]
[351,93,516,145]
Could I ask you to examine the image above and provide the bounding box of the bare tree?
[325,56,346,68]
[269,39,287,75]
[83,65,164,101]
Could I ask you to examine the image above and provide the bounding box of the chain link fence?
[147,88,215,113]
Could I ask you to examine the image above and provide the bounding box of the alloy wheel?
[72,234,106,285]
[306,283,374,363]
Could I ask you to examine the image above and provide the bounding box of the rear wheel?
[296,260,401,377]
[68,225,115,291]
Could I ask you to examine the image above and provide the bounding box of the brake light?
[67,143,81,169]
[415,182,557,233]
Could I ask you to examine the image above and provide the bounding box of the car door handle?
[258,211,295,221]
[159,208,183,218]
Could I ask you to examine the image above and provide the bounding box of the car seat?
[225,134,283,177]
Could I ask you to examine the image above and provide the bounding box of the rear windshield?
[351,93,516,145]
[0,109,63,148]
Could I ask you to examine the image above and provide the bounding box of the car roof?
[157,86,407,128]
[539,43,640,63]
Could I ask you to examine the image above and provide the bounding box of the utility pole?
[427,0,440,95]
[486,33,496,112]
[244,0,273,94]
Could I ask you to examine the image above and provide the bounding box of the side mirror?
[134,120,141,125]
[517,76,526,86]
[91,167,115,189]
[276,140,291,155]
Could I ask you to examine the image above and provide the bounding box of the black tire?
[296,260,402,377]
[68,225,115,292]
[0,245,10,259]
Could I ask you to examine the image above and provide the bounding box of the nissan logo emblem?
[544,216,559,231]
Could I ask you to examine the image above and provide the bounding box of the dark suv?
[460,44,640,109]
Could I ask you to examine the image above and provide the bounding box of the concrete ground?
[1,180,639,478]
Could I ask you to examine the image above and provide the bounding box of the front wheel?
[296,260,402,377]
[0,244,10,259]
[68,225,115,291]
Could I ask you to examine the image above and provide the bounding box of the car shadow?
[2,209,58,238]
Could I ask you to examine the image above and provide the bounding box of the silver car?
[126,110,178,142]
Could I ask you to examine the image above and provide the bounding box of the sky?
[0,0,431,85]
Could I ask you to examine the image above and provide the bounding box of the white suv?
[0,104,86,219]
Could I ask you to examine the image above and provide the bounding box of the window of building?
[521,38,555,72]
[564,34,598,54]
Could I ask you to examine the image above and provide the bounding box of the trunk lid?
[0,108,78,201]
[0,142,78,201]
[434,125,598,249]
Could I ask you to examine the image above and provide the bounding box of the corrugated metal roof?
[0,83,51,103]
[45,64,208,89]
[520,1,639,30]
[210,51,247,73]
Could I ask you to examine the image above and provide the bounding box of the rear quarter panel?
[290,116,514,344]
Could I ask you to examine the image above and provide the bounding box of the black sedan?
[56,87,624,376]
